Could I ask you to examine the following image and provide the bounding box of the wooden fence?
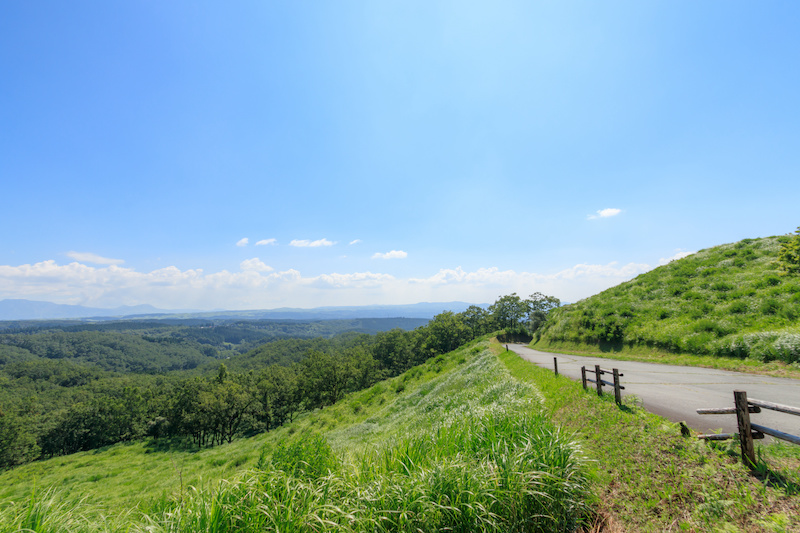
[697,390,800,467]
[579,364,625,405]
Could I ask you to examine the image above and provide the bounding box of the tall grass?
[138,412,589,532]
[0,343,593,532]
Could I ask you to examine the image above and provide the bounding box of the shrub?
[693,319,729,337]
[780,305,797,321]
[774,333,800,364]
[655,308,671,320]
[727,301,748,314]
[270,433,338,480]
[710,281,733,292]
[760,299,782,315]
[688,302,714,319]
[667,285,685,296]
[682,333,713,355]
[723,332,800,363]
[777,227,800,275]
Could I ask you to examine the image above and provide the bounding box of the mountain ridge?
[0,298,483,321]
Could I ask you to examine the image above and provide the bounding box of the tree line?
[0,294,560,468]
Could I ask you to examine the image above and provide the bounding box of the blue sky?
[2,1,798,310]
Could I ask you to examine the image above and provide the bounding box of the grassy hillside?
[535,235,800,365]
[3,338,799,531]
[0,339,592,532]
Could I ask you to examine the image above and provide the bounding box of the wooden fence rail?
[580,364,625,404]
[697,390,800,467]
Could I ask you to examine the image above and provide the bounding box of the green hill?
[3,338,798,531]
[535,235,800,363]
[0,339,591,532]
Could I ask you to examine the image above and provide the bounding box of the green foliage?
[0,342,592,532]
[269,433,337,480]
[0,408,39,468]
[777,226,800,275]
[0,310,493,468]
[535,235,800,362]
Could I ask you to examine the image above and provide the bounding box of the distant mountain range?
[0,299,483,322]
[0,299,174,321]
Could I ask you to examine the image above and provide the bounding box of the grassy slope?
[4,336,799,531]
[494,341,800,532]
[0,338,591,531]
[535,236,800,377]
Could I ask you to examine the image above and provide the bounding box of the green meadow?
[0,339,592,532]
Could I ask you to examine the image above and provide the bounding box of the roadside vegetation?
[535,234,800,373]
[495,342,800,532]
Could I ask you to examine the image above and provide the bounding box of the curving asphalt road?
[506,344,800,436]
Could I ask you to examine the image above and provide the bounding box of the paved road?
[507,344,800,436]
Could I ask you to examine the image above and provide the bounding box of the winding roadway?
[507,344,800,436]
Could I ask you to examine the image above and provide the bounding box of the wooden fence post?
[613,368,622,405]
[581,366,587,390]
[595,365,603,396]
[734,390,756,467]
[553,357,558,376]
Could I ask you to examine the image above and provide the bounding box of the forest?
[0,295,556,469]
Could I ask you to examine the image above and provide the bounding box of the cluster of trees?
[487,292,562,338]
[778,226,800,275]
[1,294,562,468]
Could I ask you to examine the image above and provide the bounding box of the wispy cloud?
[659,250,695,265]
[236,238,249,247]
[290,238,336,247]
[349,239,362,245]
[256,238,277,246]
[587,208,622,220]
[372,250,408,260]
[66,251,124,265]
[240,258,274,272]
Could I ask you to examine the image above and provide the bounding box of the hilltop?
[534,235,800,365]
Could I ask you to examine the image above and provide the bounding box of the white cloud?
[0,258,654,310]
[659,250,695,265]
[372,250,408,260]
[256,239,277,246]
[236,238,249,247]
[349,239,362,245]
[290,238,336,247]
[588,208,622,220]
[240,258,274,272]
[311,271,395,289]
[66,252,124,265]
